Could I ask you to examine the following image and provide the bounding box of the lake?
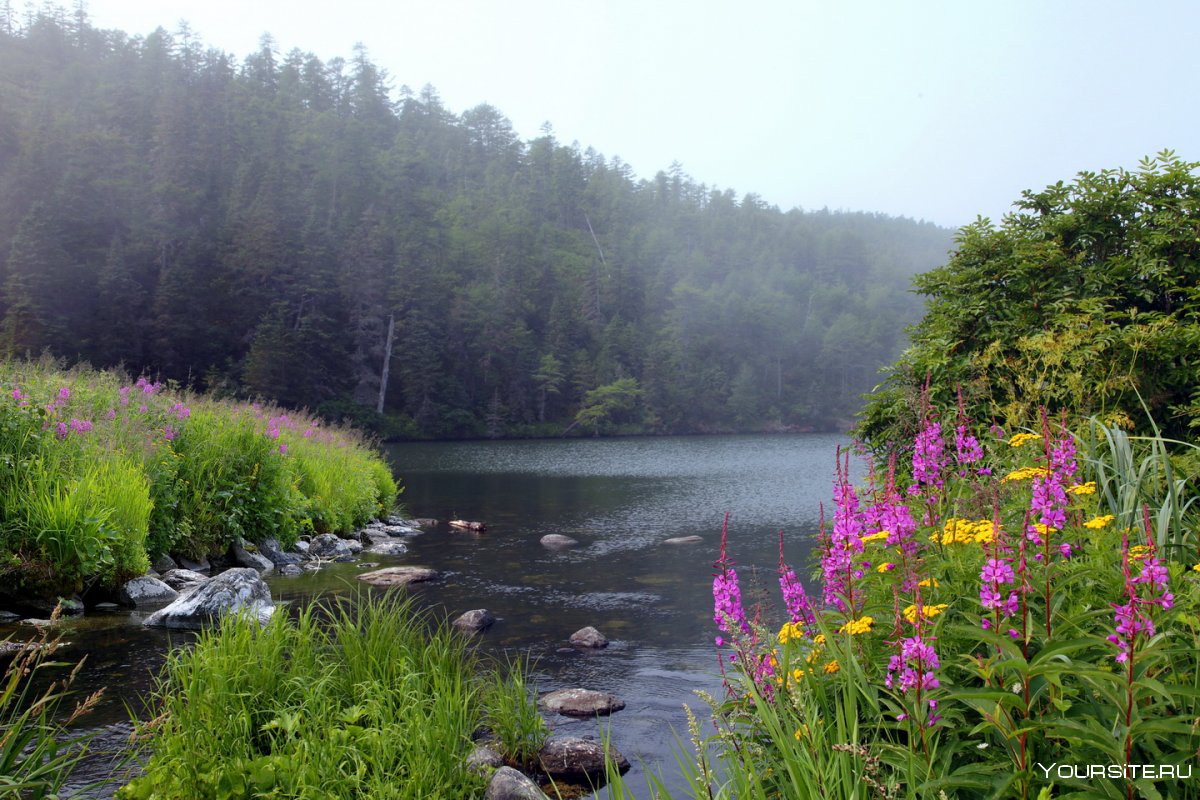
[43,433,849,797]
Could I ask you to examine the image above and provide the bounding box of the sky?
[76,0,1200,230]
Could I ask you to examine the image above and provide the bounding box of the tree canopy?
[858,151,1200,447]
[0,6,952,438]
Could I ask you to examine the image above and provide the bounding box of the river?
[35,433,848,798]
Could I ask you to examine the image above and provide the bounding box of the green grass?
[120,594,542,800]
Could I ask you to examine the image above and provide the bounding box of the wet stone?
[568,626,608,649]
[539,688,625,717]
[540,534,579,549]
[356,566,439,588]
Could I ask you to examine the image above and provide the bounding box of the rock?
[453,609,496,634]
[308,534,353,559]
[449,519,486,532]
[381,524,420,537]
[412,518,439,528]
[538,737,629,781]
[539,688,625,717]
[364,540,408,556]
[0,610,19,622]
[160,569,210,593]
[466,743,505,775]
[151,553,178,573]
[116,576,179,608]
[356,566,438,588]
[540,534,579,549]
[278,564,304,577]
[360,528,394,545]
[663,536,704,545]
[231,541,274,576]
[259,538,302,567]
[176,555,211,574]
[143,568,275,629]
[19,618,57,627]
[342,538,364,555]
[485,766,551,800]
[292,540,310,556]
[568,626,608,649]
[1,639,48,657]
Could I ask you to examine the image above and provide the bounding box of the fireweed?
[618,410,1200,800]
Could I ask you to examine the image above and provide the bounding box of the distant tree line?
[0,5,953,438]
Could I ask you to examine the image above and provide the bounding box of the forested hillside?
[0,7,953,438]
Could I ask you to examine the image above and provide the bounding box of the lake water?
[32,433,849,797]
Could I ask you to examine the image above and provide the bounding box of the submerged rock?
[117,576,179,608]
[538,737,629,781]
[485,766,550,800]
[364,540,408,556]
[539,534,579,549]
[663,535,703,545]
[539,688,625,717]
[356,566,438,588]
[277,564,304,577]
[453,609,496,634]
[568,626,608,649]
[143,568,275,629]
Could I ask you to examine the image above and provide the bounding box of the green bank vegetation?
[1,359,397,599]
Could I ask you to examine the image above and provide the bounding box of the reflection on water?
[13,433,848,798]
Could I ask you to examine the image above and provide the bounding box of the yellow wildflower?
[1128,545,1151,562]
[1031,522,1056,538]
[813,634,826,646]
[794,724,809,740]
[1002,466,1053,482]
[902,603,949,624]
[877,562,896,573]
[1008,432,1041,447]
[1192,563,1200,573]
[1067,481,1097,496]
[861,531,890,545]
[919,577,940,588]
[823,660,840,674]
[839,616,874,635]
[971,520,997,544]
[778,621,805,644]
[1084,514,1115,530]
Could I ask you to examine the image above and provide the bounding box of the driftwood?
[449,519,486,532]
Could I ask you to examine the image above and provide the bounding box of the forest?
[0,6,953,439]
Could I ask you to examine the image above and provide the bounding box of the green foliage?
[0,619,101,798]
[0,13,951,439]
[480,657,549,771]
[120,594,541,800]
[573,377,644,435]
[860,151,1200,449]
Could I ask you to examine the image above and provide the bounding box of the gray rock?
[19,618,57,627]
[308,534,353,559]
[364,540,408,556]
[160,569,210,593]
[569,626,608,649]
[231,541,274,576]
[381,524,420,537]
[485,766,551,800]
[278,564,304,577]
[453,609,496,634]
[151,553,178,573]
[356,566,438,588]
[117,576,179,608]
[360,528,394,545]
[538,736,629,781]
[539,688,625,717]
[466,743,505,775]
[342,537,364,554]
[540,534,579,549]
[292,540,310,556]
[663,536,704,545]
[259,538,301,567]
[143,568,275,629]
[0,610,20,622]
[176,555,210,574]
[412,518,439,528]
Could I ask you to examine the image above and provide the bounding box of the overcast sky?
[77,0,1199,230]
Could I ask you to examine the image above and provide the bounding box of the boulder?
[143,568,275,629]
[0,610,20,622]
[117,576,179,608]
[485,767,551,800]
[308,534,353,559]
[540,534,579,549]
[381,524,420,537]
[663,536,703,545]
[360,528,394,545]
[259,538,302,567]
[538,737,629,781]
[453,609,496,634]
[342,538,364,555]
[175,554,211,574]
[411,518,439,528]
[539,688,625,717]
[466,743,505,775]
[292,540,310,556]
[356,566,438,588]
[278,564,304,577]
[231,541,274,576]
[568,626,608,649]
[159,569,210,593]
[364,540,408,556]
[151,553,178,573]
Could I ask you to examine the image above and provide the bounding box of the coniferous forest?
[0,7,953,438]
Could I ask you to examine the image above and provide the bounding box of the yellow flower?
[919,577,940,588]
[778,621,805,644]
[876,562,896,573]
[823,660,840,674]
[1008,432,1041,448]
[1067,481,1097,496]
[861,531,890,545]
[902,603,949,624]
[1128,545,1151,562]
[1084,514,1115,530]
[1002,466,1053,483]
[813,634,826,646]
[794,724,810,740]
[1031,522,1057,537]
[1192,563,1200,573]
[839,616,874,635]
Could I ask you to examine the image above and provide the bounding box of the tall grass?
[120,594,541,800]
